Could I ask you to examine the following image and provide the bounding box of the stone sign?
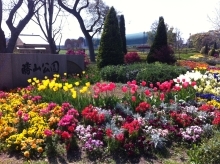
[0,53,84,90]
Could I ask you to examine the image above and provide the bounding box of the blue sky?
[2,0,220,44]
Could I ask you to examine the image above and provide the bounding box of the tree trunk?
[76,16,96,62]
[57,0,96,62]
[0,29,6,53]
[86,34,96,62]
[48,37,58,54]
[0,0,5,53]
[6,31,20,53]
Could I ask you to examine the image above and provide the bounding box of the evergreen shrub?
[97,7,124,69]
[100,62,187,84]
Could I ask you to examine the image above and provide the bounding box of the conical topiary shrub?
[147,16,176,64]
[97,6,124,69]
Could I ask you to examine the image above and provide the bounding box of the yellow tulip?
[58,83,62,88]
[72,91,77,98]
[53,86,58,91]
[85,82,90,87]
[27,79,32,83]
[67,84,73,89]
[63,86,68,91]
[75,82,79,86]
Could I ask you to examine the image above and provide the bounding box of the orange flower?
[37,147,43,153]
[24,151,30,158]
[31,143,37,149]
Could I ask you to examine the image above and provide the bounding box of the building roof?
[18,34,49,45]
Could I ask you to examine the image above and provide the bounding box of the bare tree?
[147,20,169,46]
[32,0,64,54]
[5,0,43,53]
[208,2,220,30]
[0,0,6,52]
[57,0,109,62]
[174,28,183,59]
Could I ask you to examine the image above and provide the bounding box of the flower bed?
[1,68,220,162]
[178,60,208,70]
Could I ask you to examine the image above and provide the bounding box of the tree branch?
[78,0,89,14]
[88,1,101,33]
[57,0,73,14]
[52,5,61,24]
[73,0,80,11]
[6,0,23,32]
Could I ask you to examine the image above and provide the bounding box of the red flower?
[122,120,140,134]
[191,81,196,87]
[68,125,75,132]
[170,112,192,127]
[61,131,71,139]
[144,89,151,97]
[106,128,113,138]
[141,81,147,87]
[81,105,105,124]
[122,86,128,92]
[44,129,53,137]
[131,96,136,102]
[182,82,189,88]
[115,133,124,142]
[135,101,151,113]
[212,111,220,126]
[160,92,165,101]
[198,104,213,112]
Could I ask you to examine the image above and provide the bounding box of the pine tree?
[204,43,209,55]
[214,42,217,49]
[119,15,127,55]
[147,16,176,64]
[97,7,124,68]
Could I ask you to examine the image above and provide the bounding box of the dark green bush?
[136,63,187,85]
[100,63,144,83]
[208,48,216,56]
[97,7,124,69]
[100,62,187,84]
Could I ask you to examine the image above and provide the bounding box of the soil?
[0,145,189,164]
